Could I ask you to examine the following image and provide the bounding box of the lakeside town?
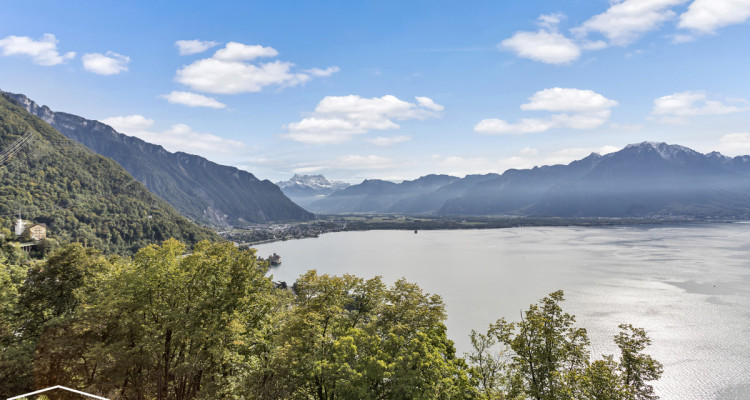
[218,214,716,246]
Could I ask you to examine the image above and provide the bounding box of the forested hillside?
[0,93,218,254]
[5,91,313,227]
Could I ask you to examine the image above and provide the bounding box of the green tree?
[0,261,34,398]
[615,324,663,400]
[18,244,110,334]
[65,239,274,399]
[578,356,627,400]
[466,328,508,399]
[490,291,590,400]
[253,271,474,400]
[469,292,662,400]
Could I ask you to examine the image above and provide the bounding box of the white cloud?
[100,115,154,131]
[521,87,619,112]
[580,40,608,50]
[501,30,581,65]
[717,133,750,156]
[552,110,614,129]
[282,95,443,144]
[101,115,246,156]
[651,91,747,123]
[500,14,581,64]
[573,0,690,46]
[175,42,338,94]
[213,42,278,61]
[475,118,557,135]
[679,0,750,33]
[503,0,747,65]
[538,13,565,30]
[175,39,220,55]
[305,66,341,77]
[520,147,539,155]
[0,33,75,66]
[82,51,130,75]
[366,135,412,146]
[161,91,226,109]
[415,96,445,111]
[290,154,399,174]
[476,88,617,135]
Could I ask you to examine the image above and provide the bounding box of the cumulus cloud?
[213,42,278,61]
[175,41,338,94]
[282,95,443,144]
[0,33,75,66]
[521,87,619,112]
[500,14,581,64]
[101,115,246,156]
[100,115,154,131]
[475,88,618,135]
[290,154,400,174]
[82,51,130,75]
[474,118,557,135]
[366,135,412,146]
[175,39,220,55]
[502,0,747,64]
[716,133,750,156]
[651,91,747,123]
[573,0,689,46]
[678,0,750,33]
[160,91,226,109]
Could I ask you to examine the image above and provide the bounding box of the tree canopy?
[0,239,661,399]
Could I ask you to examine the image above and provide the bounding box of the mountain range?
[276,174,350,208]
[4,91,313,227]
[307,142,750,218]
[0,92,218,254]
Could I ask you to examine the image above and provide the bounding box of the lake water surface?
[254,223,750,399]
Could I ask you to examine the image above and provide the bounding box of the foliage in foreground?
[0,240,661,399]
[468,291,663,400]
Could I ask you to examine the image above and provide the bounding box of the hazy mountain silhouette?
[311,142,750,218]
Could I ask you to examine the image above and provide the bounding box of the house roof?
[7,385,109,400]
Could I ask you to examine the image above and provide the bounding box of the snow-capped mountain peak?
[277,174,350,191]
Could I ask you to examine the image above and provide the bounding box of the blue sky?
[1,0,749,182]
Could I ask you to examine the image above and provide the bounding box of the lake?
[254,223,750,399]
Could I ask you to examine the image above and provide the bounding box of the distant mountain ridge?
[0,92,218,254]
[276,174,350,209]
[4,91,313,227]
[309,142,750,218]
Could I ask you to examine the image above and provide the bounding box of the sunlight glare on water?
[255,223,750,399]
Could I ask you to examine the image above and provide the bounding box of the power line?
[0,131,35,165]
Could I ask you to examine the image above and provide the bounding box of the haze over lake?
[255,223,750,400]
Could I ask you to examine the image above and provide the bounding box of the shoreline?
[220,215,739,247]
